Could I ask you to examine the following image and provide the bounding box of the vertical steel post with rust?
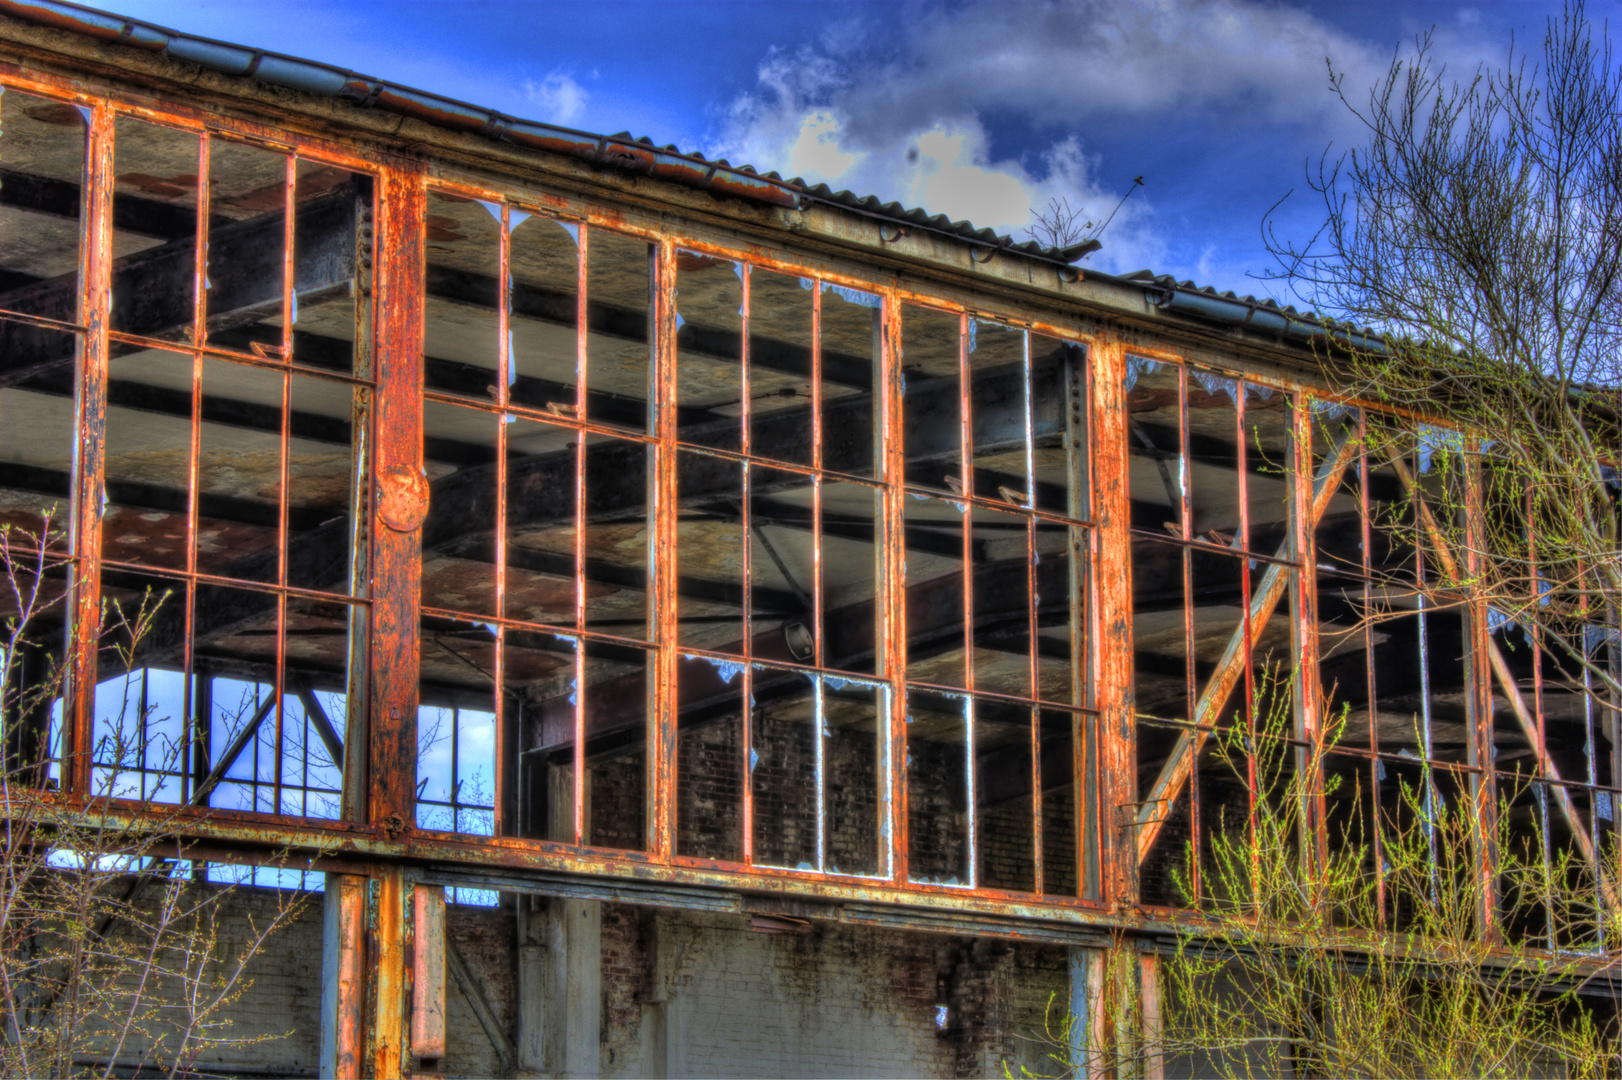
[1064,337,1098,900]
[320,872,369,1078]
[648,237,679,859]
[1289,398,1329,883]
[366,163,426,835]
[881,295,909,884]
[367,164,427,1079]
[1139,949,1165,1080]
[1089,335,1137,907]
[1462,445,1500,938]
[371,867,407,1078]
[411,884,448,1060]
[65,102,114,796]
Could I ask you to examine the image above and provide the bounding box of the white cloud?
[834,0,1393,145]
[713,36,1167,272]
[708,0,1502,278]
[523,70,588,127]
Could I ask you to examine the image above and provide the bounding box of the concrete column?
[518,896,602,1077]
[1067,947,1107,1079]
[516,896,546,1073]
[641,911,682,1078]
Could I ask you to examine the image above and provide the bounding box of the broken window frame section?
[0,86,379,826]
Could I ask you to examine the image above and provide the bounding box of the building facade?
[0,3,1615,1076]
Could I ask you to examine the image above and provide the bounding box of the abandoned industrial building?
[0,1,1618,1076]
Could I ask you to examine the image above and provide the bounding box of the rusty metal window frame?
[0,71,383,828]
[404,176,1111,899]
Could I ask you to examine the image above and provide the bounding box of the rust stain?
[377,465,429,532]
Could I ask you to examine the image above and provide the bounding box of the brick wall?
[628,910,963,1079]
[73,880,1074,1079]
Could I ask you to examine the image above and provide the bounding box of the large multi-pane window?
[0,89,375,820]
[406,185,1102,895]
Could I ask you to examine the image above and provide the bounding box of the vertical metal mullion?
[66,102,115,796]
[1415,446,1439,890]
[958,313,976,886]
[271,153,296,815]
[964,693,977,888]
[182,131,210,810]
[740,263,754,866]
[959,311,974,683]
[1063,340,1094,899]
[882,295,909,884]
[647,236,679,860]
[1021,330,1041,894]
[137,670,149,797]
[339,168,375,826]
[451,707,462,832]
[491,206,511,836]
[1235,384,1257,883]
[1609,594,1622,900]
[1359,416,1384,926]
[572,225,589,846]
[810,284,826,871]
[1530,495,1563,941]
[1179,367,1198,901]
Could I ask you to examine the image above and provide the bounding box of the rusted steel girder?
[366,166,426,837]
[1089,336,1137,907]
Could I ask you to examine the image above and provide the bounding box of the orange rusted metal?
[376,465,430,533]
[372,867,406,1079]
[1087,335,1136,907]
[64,100,112,798]
[367,166,426,838]
[325,872,367,1079]
[1289,397,1328,883]
[1462,444,1501,939]
[410,883,447,1060]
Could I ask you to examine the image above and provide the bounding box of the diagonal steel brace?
[1135,423,1360,864]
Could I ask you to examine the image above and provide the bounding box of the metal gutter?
[0,0,1101,274]
[1122,270,1389,352]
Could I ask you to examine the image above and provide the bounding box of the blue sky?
[91,0,1596,297]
